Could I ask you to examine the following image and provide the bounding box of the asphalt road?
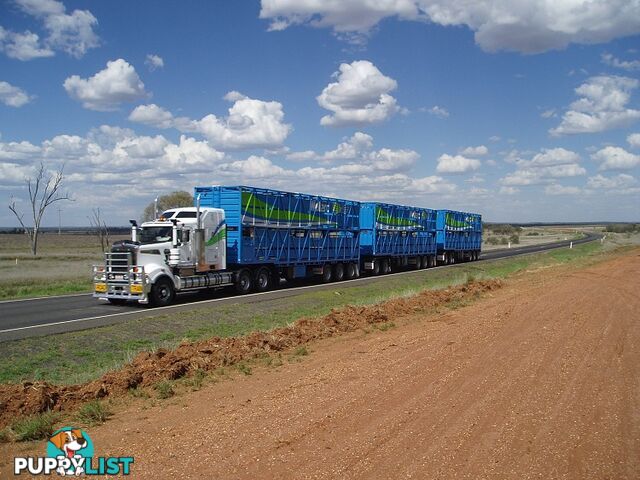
[0,233,600,342]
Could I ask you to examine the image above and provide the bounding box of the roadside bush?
[509,234,520,244]
[605,223,639,233]
[77,400,112,426]
[526,231,540,236]
[486,224,522,235]
[486,236,500,245]
[11,412,59,441]
[155,380,175,399]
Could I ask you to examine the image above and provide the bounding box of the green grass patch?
[0,240,624,386]
[293,346,309,356]
[76,400,112,426]
[375,321,396,332]
[183,369,206,391]
[154,380,174,399]
[11,412,59,441]
[0,279,92,300]
[236,363,253,376]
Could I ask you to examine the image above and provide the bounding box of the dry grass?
[482,226,591,251]
[0,233,128,299]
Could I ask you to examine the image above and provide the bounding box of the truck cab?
[93,206,227,306]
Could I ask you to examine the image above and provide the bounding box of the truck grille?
[105,252,131,274]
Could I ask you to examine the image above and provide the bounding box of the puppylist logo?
[14,427,134,476]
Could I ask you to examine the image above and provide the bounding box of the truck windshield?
[139,226,173,244]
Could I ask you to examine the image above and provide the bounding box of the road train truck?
[93,186,361,306]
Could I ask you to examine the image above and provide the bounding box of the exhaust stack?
[129,219,138,242]
[194,194,207,272]
[168,219,180,267]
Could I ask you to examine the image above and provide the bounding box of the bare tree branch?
[7,162,72,256]
[88,208,111,253]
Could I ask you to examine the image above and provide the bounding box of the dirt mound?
[0,280,501,427]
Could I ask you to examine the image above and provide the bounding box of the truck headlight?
[95,283,107,293]
[130,284,143,294]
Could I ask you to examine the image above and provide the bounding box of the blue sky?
[1,0,639,226]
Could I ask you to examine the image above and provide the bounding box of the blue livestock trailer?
[359,202,437,274]
[94,185,483,306]
[436,209,482,264]
[196,186,361,287]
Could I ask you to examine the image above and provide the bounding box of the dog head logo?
[46,427,94,476]
[49,429,87,458]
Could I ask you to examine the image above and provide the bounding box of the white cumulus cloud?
[317,60,400,127]
[145,54,164,71]
[436,154,481,174]
[64,59,149,111]
[601,52,640,72]
[0,81,33,107]
[1,0,100,60]
[0,27,54,60]
[550,75,640,136]
[587,173,637,189]
[259,0,640,53]
[628,133,640,148]
[286,132,418,173]
[459,145,488,156]
[500,147,585,185]
[426,105,449,118]
[591,146,640,170]
[130,92,292,150]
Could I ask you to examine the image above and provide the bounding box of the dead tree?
[8,163,71,256]
[88,207,111,252]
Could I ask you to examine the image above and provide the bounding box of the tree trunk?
[31,228,38,256]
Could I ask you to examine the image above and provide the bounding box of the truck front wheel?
[150,278,175,307]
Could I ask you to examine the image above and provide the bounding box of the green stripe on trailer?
[375,206,421,228]
[242,191,334,225]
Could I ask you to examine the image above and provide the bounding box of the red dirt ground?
[2,249,639,479]
[0,280,499,428]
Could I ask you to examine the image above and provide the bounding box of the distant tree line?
[483,223,522,235]
[604,224,640,233]
[485,234,520,246]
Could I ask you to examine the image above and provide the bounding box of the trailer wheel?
[345,263,357,280]
[413,257,421,270]
[255,267,271,292]
[149,277,175,307]
[381,258,391,274]
[372,260,380,276]
[235,269,253,294]
[333,263,345,282]
[321,264,333,283]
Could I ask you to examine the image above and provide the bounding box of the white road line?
[0,292,90,305]
[0,238,594,335]
[0,263,453,334]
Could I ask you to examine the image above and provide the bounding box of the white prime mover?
[93,205,235,306]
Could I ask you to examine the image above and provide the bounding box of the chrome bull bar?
[93,252,148,302]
